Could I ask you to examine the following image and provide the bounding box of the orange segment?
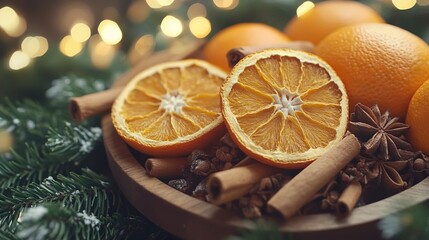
[112,59,227,157]
[221,49,348,168]
[227,83,273,117]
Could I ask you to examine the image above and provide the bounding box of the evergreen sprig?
[0,169,121,230]
[15,204,150,240]
[0,144,62,190]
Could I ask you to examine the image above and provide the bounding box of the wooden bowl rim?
[102,115,429,239]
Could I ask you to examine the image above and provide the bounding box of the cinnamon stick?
[145,157,188,179]
[69,40,205,122]
[336,181,362,215]
[208,162,283,205]
[267,134,361,219]
[227,41,315,68]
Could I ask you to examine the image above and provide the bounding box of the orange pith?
[112,59,227,157]
[221,49,348,168]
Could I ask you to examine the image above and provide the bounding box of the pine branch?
[0,99,55,142]
[45,122,102,162]
[0,228,18,240]
[14,204,154,240]
[0,169,121,230]
[45,76,108,108]
[0,123,102,190]
[0,144,62,189]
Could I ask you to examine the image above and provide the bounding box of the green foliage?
[15,203,149,240]
[227,220,284,240]
[0,169,121,230]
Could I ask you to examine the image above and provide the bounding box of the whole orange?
[203,23,290,71]
[406,79,429,155]
[315,23,429,119]
[284,1,384,44]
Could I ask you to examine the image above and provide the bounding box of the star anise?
[352,154,408,192]
[348,103,412,160]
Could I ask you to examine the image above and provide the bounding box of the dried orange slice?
[221,49,348,168]
[112,59,227,157]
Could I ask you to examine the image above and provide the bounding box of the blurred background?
[0,0,428,100]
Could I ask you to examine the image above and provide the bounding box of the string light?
[0,6,26,37]
[98,19,122,45]
[89,34,117,69]
[189,17,211,38]
[59,35,83,57]
[158,0,175,7]
[127,0,149,23]
[160,15,183,37]
[213,0,239,10]
[187,3,207,19]
[417,0,429,6]
[0,130,13,153]
[296,1,315,17]
[34,37,49,57]
[70,22,91,43]
[9,51,31,70]
[392,0,416,10]
[146,0,163,9]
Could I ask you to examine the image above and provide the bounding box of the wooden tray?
[102,115,429,240]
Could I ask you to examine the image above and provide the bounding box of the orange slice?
[221,49,348,168]
[112,59,227,157]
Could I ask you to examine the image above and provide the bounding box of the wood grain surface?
[102,115,429,240]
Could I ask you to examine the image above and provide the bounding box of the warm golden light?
[34,36,49,57]
[59,35,83,57]
[98,19,122,45]
[0,130,13,153]
[160,15,183,37]
[9,51,31,70]
[70,22,91,43]
[187,3,207,19]
[392,0,416,9]
[146,0,163,9]
[0,7,26,37]
[127,0,149,23]
[296,1,315,17]
[158,0,175,6]
[128,35,155,65]
[417,0,429,5]
[189,17,211,39]
[213,0,239,9]
[89,35,117,69]
[21,36,49,58]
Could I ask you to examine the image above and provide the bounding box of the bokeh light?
[98,19,123,45]
[89,34,117,69]
[160,15,183,37]
[189,17,211,38]
[146,0,163,9]
[187,3,207,19]
[127,0,149,23]
[0,7,26,37]
[70,22,91,43]
[128,35,155,65]
[296,1,315,17]
[392,0,417,9]
[59,35,83,57]
[0,130,13,153]
[9,51,31,70]
[417,0,429,6]
[213,0,239,10]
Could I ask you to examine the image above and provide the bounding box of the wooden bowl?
[102,115,429,240]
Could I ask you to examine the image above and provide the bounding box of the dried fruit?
[221,49,348,168]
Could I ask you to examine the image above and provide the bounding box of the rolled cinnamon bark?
[69,40,205,122]
[267,134,361,219]
[208,162,283,205]
[227,41,315,68]
[336,181,362,215]
[145,157,188,179]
